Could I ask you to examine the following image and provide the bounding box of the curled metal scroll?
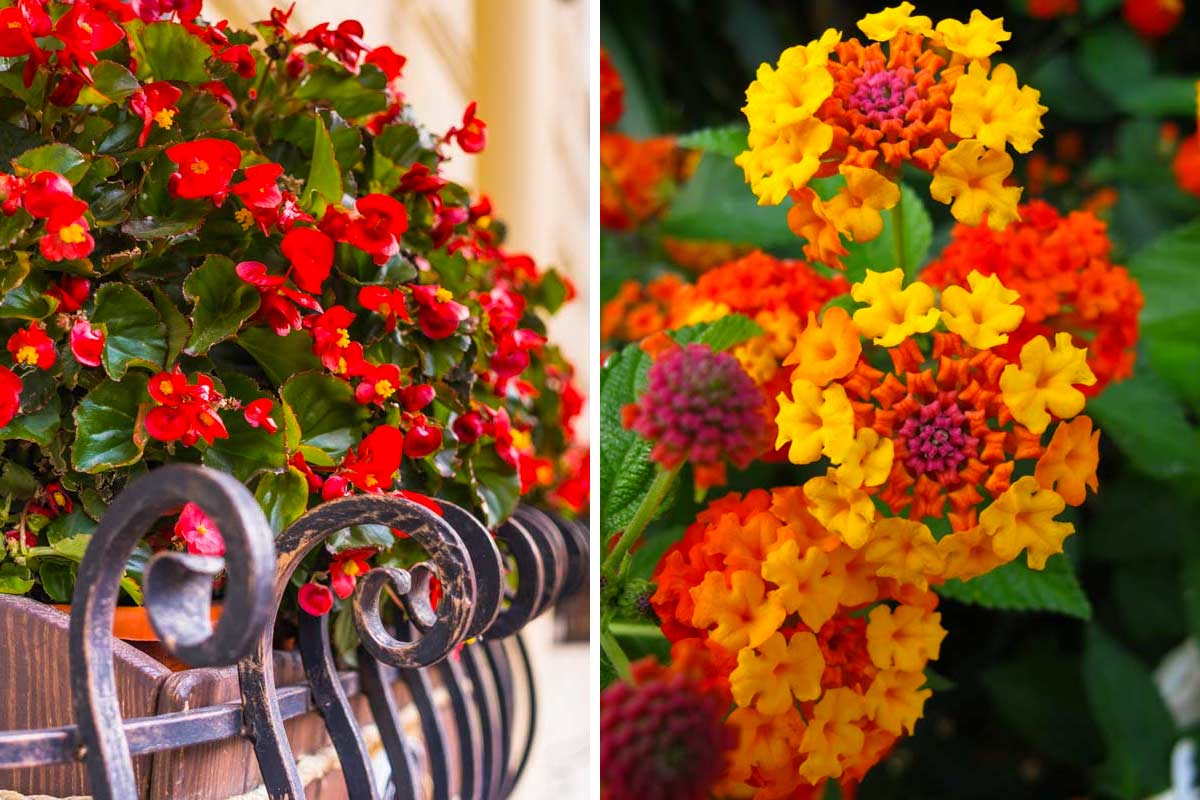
[239,492,497,798]
[68,464,277,800]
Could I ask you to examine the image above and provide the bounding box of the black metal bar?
[503,633,539,798]
[358,646,422,800]
[435,653,482,800]
[398,661,452,800]
[462,642,504,799]
[298,604,380,799]
[68,465,277,800]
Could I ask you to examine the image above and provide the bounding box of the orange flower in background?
[600,48,624,129]
[599,133,687,230]
[1028,0,1079,18]
[736,5,1045,265]
[923,199,1142,393]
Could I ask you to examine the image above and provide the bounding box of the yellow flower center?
[190,160,209,175]
[158,380,173,395]
[435,287,453,303]
[195,523,208,537]
[153,108,176,130]
[336,328,351,347]
[15,345,38,366]
[343,561,362,578]
[52,492,65,506]
[58,223,86,244]
[234,208,255,230]
[374,379,395,399]
[365,475,378,488]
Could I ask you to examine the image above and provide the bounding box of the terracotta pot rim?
[49,602,224,642]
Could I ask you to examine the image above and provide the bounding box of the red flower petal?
[298,582,334,616]
[282,227,334,294]
[69,319,104,367]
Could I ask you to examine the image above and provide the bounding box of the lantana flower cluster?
[736,3,1047,268]
[651,487,947,796]
[0,0,585,612]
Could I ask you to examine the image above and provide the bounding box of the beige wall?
[209,0,591,394]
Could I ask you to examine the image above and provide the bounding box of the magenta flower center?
[898,397,977,482]
[849,67,918,123]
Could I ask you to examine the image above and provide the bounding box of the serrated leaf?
[91,284,167,379]
[1083,625,1176,798]
[675,313,763,351]
[301,114,342,215]
[280,372,369,459]
[841,183,932,283]
[133,21,212,83]
[237,327,322,385]
[676,123,747,158]
[936,553,1092,619]
[71,373,149,473]
[13,143,88,183]
[254,467,310,535]
[182,255,260,355]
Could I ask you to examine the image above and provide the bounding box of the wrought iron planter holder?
[0,464,589,800]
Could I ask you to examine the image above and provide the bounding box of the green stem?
[891,198,907,276]
[600,626,632,681]
[601,464,680,574]
[608,621,666,639]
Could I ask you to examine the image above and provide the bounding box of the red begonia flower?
[243,397,279,434]
[175,502,225,556]
[339,424,404,493]
[47,275,90,312]
[346,193,408,265]
[446,101,487,153]
[298,582,334,616]
[129,81,182,147]
[353,361,402,406]
[403,416,442,459]
[330,547,376,599]
[0,366,22,429]
[21,171,74,219]
[40,205,94,262]
[166,138,242,204]
[364,45,406,82]
[7,322,56,369]
[358,285,409,331]
[69,319,104,367]
[410,284,468,339]
[395,489,443,516]
[452,411,485,444]
[283,226,334,294]
[217,44,256,77]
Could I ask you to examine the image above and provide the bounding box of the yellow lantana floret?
[981,476,1074,569]
[783,306,862,386]
[866,604,946,671]
[863,517,945,591]
[1000,332,1096,434]
[939,270,1025,349]
[803,469,876,548]
[950,62,1047,154]
[934,9,1011,61]
[824,166,902,242]
[937,524,1006,582]
[730,631,825,714]
[798,688,867,784]
[851,269,940,347]
[930,139,1022,230]
[775,380,855,465]
[835,427,895,489]
[1035,415,1101,507]
[858,2,933,41]
[690,569,786,651]
[762,538,844,631]
[865,669,931,736]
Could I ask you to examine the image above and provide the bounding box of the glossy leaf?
[71,373,150,473]
[91,284,168,379]
[183,255,260,355]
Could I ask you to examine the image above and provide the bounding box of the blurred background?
[602,1,1200,798]
[208,1,590,797]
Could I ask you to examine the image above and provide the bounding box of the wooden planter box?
[0,596,467,799]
